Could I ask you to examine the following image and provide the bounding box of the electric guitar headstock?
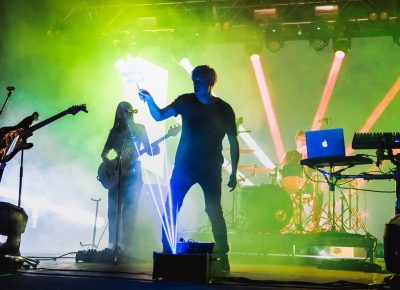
[166,124,182,138]
[67,104,88,115]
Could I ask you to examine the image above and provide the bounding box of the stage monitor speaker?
[384,215,400,273]
[153,252,218,283]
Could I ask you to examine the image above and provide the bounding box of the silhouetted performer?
[139,65,239,273]
[101,101,158,255]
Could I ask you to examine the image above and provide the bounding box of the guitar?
[97,125,181,190]
[0,104,88,182]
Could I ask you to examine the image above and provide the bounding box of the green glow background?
[0,1,399,261]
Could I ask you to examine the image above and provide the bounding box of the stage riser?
[187,232,376,262]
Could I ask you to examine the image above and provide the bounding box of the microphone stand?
[18,150,24,208]
[113,125,130,265]
[0,87,15,118]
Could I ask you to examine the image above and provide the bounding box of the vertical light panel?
[311,51,345,131]
[345,77,400,155]
[250,54,285,161]
[115,55,169,177]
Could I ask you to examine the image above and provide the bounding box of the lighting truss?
[57,1,399,45]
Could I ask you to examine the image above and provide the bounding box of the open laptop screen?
[305,128,345,159]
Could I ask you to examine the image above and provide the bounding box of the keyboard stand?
[301,155,373,232]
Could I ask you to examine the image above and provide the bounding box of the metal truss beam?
[56,0,399,43]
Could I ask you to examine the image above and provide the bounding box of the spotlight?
[379,11,389,21]
[223,22,231,30]
[335,50,345,59]
[310,38,329,51]
[265,25,284,53]
[333,38,351,53]
[369,12,378,21]
[310,24,329,51]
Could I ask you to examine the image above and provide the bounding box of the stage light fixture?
[379,11,389,21]
[369,12,378,21]
[333,38,351,53]
[265,25,284,53]
[254,8,277,22]
[310,24,329,51]
[223,22,231,30]
[315,5,338,19]
[310,38,329,51]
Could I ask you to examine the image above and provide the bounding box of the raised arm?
[138,89,176,121]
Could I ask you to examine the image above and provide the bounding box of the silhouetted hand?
[227,173,237,192]
[138,89,153,103]
[151,145,160,156]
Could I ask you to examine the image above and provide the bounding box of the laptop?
[305,128,345,159]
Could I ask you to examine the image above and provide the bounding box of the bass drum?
[240,184,293,234]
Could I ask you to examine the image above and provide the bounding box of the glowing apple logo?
[322,140,328,148]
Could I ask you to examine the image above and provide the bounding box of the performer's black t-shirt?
[168,93,237,169]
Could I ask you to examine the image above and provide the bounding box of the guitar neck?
[139,135,169,156]
[22,109,71,137]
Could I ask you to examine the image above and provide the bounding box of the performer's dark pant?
[108,164,142,251]
[161,164,229,255]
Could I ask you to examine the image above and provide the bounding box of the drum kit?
[226,147,328,235]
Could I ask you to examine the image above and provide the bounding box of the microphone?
[125,109,138,114]
[6,86,15,91]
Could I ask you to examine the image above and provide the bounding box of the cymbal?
[224,147,255,154]
[238,165,275,173]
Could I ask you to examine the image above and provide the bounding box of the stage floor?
[0,251,395,290]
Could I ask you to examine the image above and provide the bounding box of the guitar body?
[97,125,182,190]
[97,159,139,190]
[97,159,119,190]
[0,113,37,163]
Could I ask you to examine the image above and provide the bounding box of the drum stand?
[225,180,245,230]
[292,179,313,234]
[222,160,247,230]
